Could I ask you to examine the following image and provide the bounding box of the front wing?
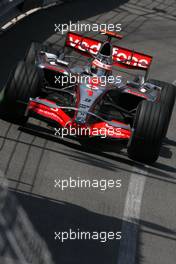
[26,98,132,140]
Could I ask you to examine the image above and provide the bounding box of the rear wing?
[65,32,153,71]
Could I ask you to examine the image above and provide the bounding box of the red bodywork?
[65,32,153,71]
[27,99,131,140]
[25,32,154,140]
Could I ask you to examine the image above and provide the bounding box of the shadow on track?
[1,178,176,263]
[11,189,122,264]
[3,121,175,182]
[7,189,175,264]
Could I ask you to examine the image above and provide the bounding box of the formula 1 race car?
[1,31,175,163]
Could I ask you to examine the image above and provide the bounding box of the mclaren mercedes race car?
[1,31,175,163]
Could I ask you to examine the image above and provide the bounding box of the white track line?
[117,164,148,264]
[1,3,60,31]
[118,80,176,263]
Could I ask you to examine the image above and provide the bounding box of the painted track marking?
[118,164,148,264]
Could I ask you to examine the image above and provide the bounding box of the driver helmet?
[90,58,112,77]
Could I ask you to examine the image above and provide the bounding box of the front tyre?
[127,100,169,163]
[148,79,176,136]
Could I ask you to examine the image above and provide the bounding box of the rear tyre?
[2,60,42,121]
[25,42,61,64]
[148,79,176,136]
[127,100,169,163]
[25,42,41,64]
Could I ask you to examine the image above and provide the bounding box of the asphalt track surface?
[0,0,176,263]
